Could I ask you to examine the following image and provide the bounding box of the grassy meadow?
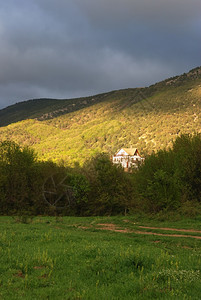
[0,215,201,299]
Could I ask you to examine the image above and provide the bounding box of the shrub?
[133,133,201,213]
[82,153,134,215]
[134,150,180,213]
[173,133,201,202]
[0,141,39,214]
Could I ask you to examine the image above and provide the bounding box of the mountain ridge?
[0,66,200,127]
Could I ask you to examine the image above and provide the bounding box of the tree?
[133,133,201,213]
[82,153,134,215]
[0,141,39,214]
[135,149,180,213]
[173,133,201,202]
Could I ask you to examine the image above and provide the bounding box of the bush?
[0,141,40,214]
[133,133,201,213]
[134,150,180,213]
[178,200,201,217]
[173,133,201,202]
[66,172,91,215]
[82,153,134,215]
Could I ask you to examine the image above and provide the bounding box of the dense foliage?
[81,153,134,215]
[0,141,133,216]
[0,141,40,214]
[0,133,200,216]
[134,133,201,214]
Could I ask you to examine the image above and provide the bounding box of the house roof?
[122,148,138,156]
[114,148,139,156]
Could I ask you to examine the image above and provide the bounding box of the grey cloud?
[75,0,201,27]
[0,0,200,109]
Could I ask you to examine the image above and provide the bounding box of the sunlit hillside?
[0,67,200,164]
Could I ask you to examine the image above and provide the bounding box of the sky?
[0,0,200,109]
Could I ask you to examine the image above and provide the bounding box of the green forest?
[0,133,200,216]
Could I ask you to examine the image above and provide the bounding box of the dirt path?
[138,225,201,234]
[97,223,132,233]
[96,223,201,240]
[133,230,201,240]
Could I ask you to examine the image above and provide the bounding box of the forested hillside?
[0,66,200,164]
[0,93,113,127]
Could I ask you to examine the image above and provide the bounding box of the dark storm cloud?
[0,0,200,108]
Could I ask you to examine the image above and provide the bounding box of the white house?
[112,148,144,170]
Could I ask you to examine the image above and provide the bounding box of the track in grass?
[95,223,201,240]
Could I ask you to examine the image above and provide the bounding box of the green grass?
[0,216,201,299]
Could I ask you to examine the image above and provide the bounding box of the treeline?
[0,133,201,216]
[0,141,133,216]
